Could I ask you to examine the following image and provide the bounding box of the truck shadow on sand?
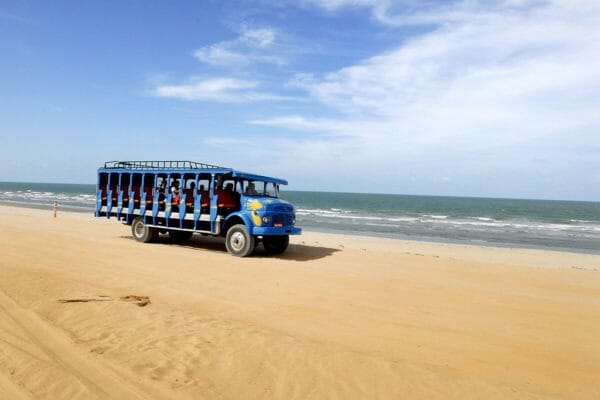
[120,235,339,261]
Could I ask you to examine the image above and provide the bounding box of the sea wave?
[0,190,96,208]
[295,206,600,235]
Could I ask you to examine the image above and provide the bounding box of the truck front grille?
[273,214,294,226]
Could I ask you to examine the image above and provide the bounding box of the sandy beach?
[0,204,598,399]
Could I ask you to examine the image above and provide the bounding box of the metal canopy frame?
[99,161,288,185]
[103,160,224,170]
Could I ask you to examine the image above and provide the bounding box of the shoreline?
[3,199,599,256]
[1,203,599,271]
[1,204,599,398]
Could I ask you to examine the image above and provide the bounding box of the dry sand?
[0,204,599,399]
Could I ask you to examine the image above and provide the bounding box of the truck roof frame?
[99,160,288,185]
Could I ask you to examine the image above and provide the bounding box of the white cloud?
[202,137,252,146]
[153,77,291,102]
[275,1,600,150]
[152,25,299,102]
[193,46,249,66]
[147,1,600,197]
[193,26,283,66]
[249,0,600,196]
[305,0,564,26]
[240,27,276,47]
[249,115,350,133]
[305,0,380,10]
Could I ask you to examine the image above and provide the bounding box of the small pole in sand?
[53,200,58,218]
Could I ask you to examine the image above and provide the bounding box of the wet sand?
[0,205,599,399]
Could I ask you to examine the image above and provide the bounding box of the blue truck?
[95,161,301,257]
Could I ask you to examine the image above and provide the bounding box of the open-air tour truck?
[95,161,301,257]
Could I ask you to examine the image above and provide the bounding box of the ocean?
[1,181,599,254]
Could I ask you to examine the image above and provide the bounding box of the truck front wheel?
[263,235,289,254]
[131,217,157,243]
[225,224,255,257]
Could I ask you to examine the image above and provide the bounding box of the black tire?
[225,224,255,257]
[168,230,193,243]
[131,217,157,243]
[263,235,289,254]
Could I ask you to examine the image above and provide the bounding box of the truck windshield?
[243,181,279,198]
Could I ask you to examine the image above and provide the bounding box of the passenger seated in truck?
[170,180,180,199]
[245,182,258,196]
[171,180,181,211]
[170,180,180,195]
[157,180,167,209]
[226,182,240,203]
[215,176,223,191]
[158,180,166,195]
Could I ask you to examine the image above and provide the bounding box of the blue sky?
[1,0,599,200]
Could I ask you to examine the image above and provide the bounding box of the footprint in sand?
[58,295,151,307]
[119,295,151,307]
[58,295,112,303]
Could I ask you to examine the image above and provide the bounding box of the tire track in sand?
[0,288,158,400]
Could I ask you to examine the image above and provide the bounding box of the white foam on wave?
[386,217,420,222]
[330,208,352,213]
[0,189,96,208]
[296,206,600,236]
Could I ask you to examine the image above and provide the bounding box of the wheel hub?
[230,231,246,251]
[134,222,145,237]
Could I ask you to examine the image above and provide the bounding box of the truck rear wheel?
[131,217,156,243]
[225,224,255,257]
[263,235,289,254]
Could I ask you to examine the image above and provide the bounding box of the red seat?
[143,187,153,204]
[216,190,239,209]
[110,185,118,201]
[199,191,210,207]
[132,186,141,203]
[184,189,194,206]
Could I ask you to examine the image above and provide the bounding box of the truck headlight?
[262,216,271,224]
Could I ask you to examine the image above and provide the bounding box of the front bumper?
[252,226,302,236]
